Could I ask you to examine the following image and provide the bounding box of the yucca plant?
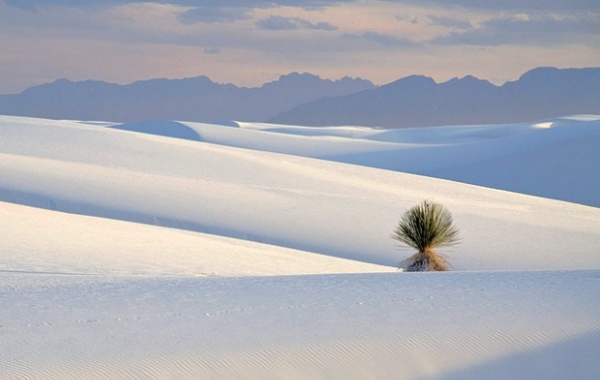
[392,200,460,271]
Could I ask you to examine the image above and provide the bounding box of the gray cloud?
[342,32,418,47]
[3,0,37,11]
[432,13,600,46]
[428,15,472,30]
[1,0,357,12]
[404,0,599,11]
[257,16,337,31]
[178,7,251,24]
[204,46,221,54]
[1,0,355,25]
[3,0,598,13]
[396,14,418,24]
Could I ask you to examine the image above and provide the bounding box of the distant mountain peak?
[441,75,496,90]
[393,74,435,85]
[269,67,600,128]
[267,72,324,86]
[0,72,374,123]
[4,67,597,128]
[278,72,320,80]
[268,72,373,87]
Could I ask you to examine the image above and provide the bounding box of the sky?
[0,0,598,94]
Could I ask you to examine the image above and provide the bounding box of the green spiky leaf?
[392,200,460,253]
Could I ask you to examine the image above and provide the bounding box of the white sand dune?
[117,115,600,207]
[1,115,599,270]
[0,201,393,277]
[1,114,599,379]
[2,271,599,379]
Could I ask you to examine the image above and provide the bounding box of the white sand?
[1,114,599,379]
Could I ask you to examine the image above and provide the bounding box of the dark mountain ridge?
[269,67,600,128]
[0,67,598,127]
[0,73,374,123]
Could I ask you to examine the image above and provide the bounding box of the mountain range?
[0,67,598,127]
[0,73,374,123]
[269,67,600,127]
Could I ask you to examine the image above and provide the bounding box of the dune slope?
[1,114,600,379]
[1,116,599,269]
[1,271,599,379]
[119,115,600,207]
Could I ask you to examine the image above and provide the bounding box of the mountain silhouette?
[0,73,374,123]
[0,67,598,127]
[269,67,600,128]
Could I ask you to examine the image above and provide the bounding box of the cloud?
[342,31,418,47]
[1,0,358,12]
[3,0,37,11]
[256,16,337,31]
[401,0,599,11]
[395,14,418,24]
[178,7,251,23]
[432,13,600,46]
[204,46,221,54]
[3,0,598,14]
[1,0,354,25]
[428,15,472,30]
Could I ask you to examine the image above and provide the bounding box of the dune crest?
[1,114,599,379]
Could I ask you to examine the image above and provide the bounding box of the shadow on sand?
[110,120,202,141]
[429,329,600,380]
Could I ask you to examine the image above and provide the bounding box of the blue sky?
[0,0,598,94]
